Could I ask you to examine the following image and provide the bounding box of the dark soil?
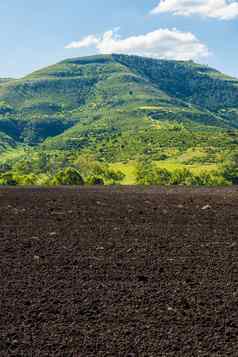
[1,186,238,356]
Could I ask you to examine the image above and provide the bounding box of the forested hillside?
[0,54,238,185]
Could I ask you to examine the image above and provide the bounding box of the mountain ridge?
[0,54,238,166]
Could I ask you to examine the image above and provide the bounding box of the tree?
[222,151,238,184]
[0,162,12,173]
[74,154,106,177]
[53,167,84,185]
[136,160,172,185]
[0,173,17,186]
[136,159,157,185]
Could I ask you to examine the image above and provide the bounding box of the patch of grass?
[110,162,137,184]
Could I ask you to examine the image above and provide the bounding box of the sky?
[0,0,238,78]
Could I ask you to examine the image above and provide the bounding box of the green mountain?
[0,54,238,167]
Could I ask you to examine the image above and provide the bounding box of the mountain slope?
[0,54,238,162]
[0,78,13,84]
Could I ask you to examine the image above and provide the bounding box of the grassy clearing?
[110,162,137,184]
[176,148,208,162]
[110,160,218,185]
[155,161,218,173]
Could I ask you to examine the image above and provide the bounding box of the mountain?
[0,54,238,163]
[0,78,13,84]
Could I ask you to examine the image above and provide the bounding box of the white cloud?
[65,35,99,49]
[65,28,209,61]
[151,0,238,20]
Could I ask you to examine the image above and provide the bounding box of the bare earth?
[0,186,238,356]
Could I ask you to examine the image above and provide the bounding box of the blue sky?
[0,0,238,78]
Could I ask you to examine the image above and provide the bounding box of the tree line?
[0,150,238,186]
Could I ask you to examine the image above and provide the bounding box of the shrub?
[103,169,125,184]
[136,161,172,185]
[16,174,38,185]
[86,175,104,185]
[170,169,193,185]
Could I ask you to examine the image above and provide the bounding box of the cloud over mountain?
[65,28,209,61]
